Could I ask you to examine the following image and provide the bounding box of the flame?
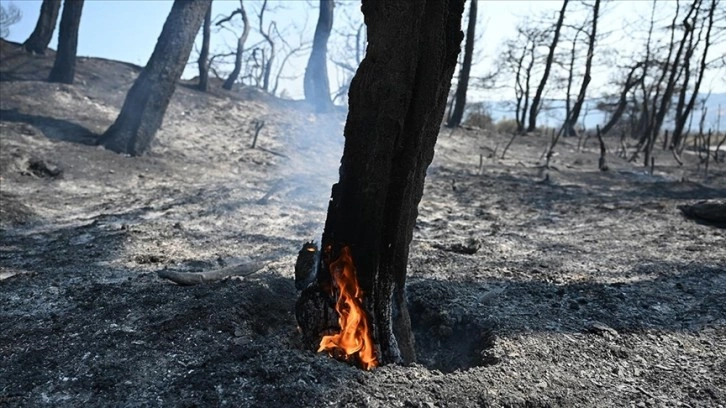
[318,246,378,370]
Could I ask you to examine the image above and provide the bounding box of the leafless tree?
[446,0,477,128]
[48,0,84,84]
[98,0,211,156]
[303,0,334,112]
[219,1,251,91]
[22,0,60,54]
[672,0,718,150]
[0,2,22,39]
[527,0,569,132]
[197,3,212,92]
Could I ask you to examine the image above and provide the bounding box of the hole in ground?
[407,279,499,373]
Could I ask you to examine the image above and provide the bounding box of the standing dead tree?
[197,2,212,92]
[566,0,600,137]
[598,62,644,136]
[446,0,477,128]
[98,0,211,156]
[527,0,569,132]
[48,0,83,84]
[257,0,275,92]
[220,1,251,91]
[296,0,464,368]
[671,0,717,151]
[0,2,22,38]
[22,0,60,54]
[499,24,546,134]
[303,0,334,112]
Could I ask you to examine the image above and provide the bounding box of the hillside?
[1,40,725,407]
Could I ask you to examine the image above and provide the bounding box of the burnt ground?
[1,40,725,407]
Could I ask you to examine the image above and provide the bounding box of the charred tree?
[567,0,599,136]
[221,1,250,91]
[600,63,643,136]
[303,0,334,112]
[48,0,84,84]
[672,0,716,150]
[197,2,212,92]
[527,0,568,132]
[446,0,476,128]
[643,1,698,167]
[97,0,211,156]
[22,0,61,55]
[296,0,465,367]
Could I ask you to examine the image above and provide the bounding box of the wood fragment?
[157,262,265,285]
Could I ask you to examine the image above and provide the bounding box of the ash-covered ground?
[1,40,725,407]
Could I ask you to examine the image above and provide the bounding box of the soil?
[2,39,725,407]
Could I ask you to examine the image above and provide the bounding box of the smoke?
[272,111,345,218]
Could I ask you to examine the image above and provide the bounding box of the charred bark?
[22,0,61,55]
[446,0,476,128]
[527,0,568,132]
[303,0,334,112]
[48,0,83,84]
[297,0,464,367]
[97,0,211,156]
[600,63,642,136]
[222,1,250,91]
[567,0,599,136]
[672,0,715,150]
[197,3,212,92]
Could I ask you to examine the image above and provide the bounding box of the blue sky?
[3,0,725,127]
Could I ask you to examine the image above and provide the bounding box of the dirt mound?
[1,40,725,407]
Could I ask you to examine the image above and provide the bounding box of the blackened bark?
[197,3,212,92]
[222,1,250,91]
[23,0,61,54]
[567,0,600,136]
[521,42,536,132]
[310,0,464,366]
[304,0,334,112]
[644,1,698,166]
[446,0,476,128]
[673,0,715,150]
[600,63,642,136]
[47,0,83,84]
[98,0,211,156]
[527,0,568,132]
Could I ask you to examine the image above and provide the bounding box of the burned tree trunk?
[303,0,334,112]
[48,0,83,84]
[296,0,464,368]
[197,2,212,92]
[97,0,211,156]
[22,0,61,55]
[527,0,568,132]
[446,0,476,128]
[222,1,250,91]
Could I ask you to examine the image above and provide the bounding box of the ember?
[318,246,378,370]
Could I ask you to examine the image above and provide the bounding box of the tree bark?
[22,0,61,55]
[303,0,334,112]
[600,63,642,136]
[644,0,698,166]
[672,0,715,150]
[446,0,476,128]
[567,0,600,136]
[197,2,212,92]
[298,0,464,367]
[48,0,83,84]
[97,0,211,156]
[222,1,250,91]
[527,0,568,132]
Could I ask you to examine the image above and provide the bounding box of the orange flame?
[317,246,378,370]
